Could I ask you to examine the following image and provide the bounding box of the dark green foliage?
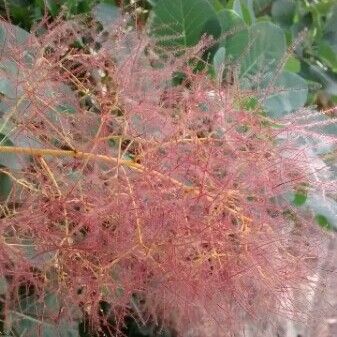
[0,0,114,31]
[315,213,333,231]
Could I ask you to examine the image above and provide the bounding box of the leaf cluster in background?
[2,0,336,109]
[148,0,336,115]
[0,0,116,30]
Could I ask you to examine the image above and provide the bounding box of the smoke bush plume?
[0,15,335,337]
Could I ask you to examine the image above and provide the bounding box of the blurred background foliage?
[1,0,337,108]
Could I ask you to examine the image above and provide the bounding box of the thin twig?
[0,145,251,223]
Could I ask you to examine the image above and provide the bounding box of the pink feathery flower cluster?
[0,15,334,337]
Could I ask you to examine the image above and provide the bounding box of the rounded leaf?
[217,9,248,60]
[271,0,295,27]
[240,21,286,80]
[149,0,220,48]
[262,71,308,118]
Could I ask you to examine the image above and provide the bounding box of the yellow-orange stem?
[0,145,252,225]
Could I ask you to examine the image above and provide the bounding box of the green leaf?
[92,3,120,27]
[240,21,286,80]
[6,293,79,337]
[0,22,34,102]
[8,311,79,337]
[150,0,220,48]
[45,0,60,17]
[315,214,333,230]
[240,96,259,110]
[171,71,187,86]
[317,40,337,72]
[20,238,55,268]
[307,195,337,231]
[284,56,301,73]
[217,9,248,60]
[0,171,11,200]
[213,46,226,77]
[0,59,24,100]
[323,4,337,50]
[0,79,16,98]
[147,0,158,6]
[293,191,307,207]
[271,0,295,27]
[0,133,24,170]
[0,59,19,76]
[300,62,337,96]
[253,0,272,15]
[42,81,78,122]
[56,103,76,114]
[313,0,336,16]
[262,71,308,118]
[0,21,30,46]
[207,0,225,11]
[233,0,255,25]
